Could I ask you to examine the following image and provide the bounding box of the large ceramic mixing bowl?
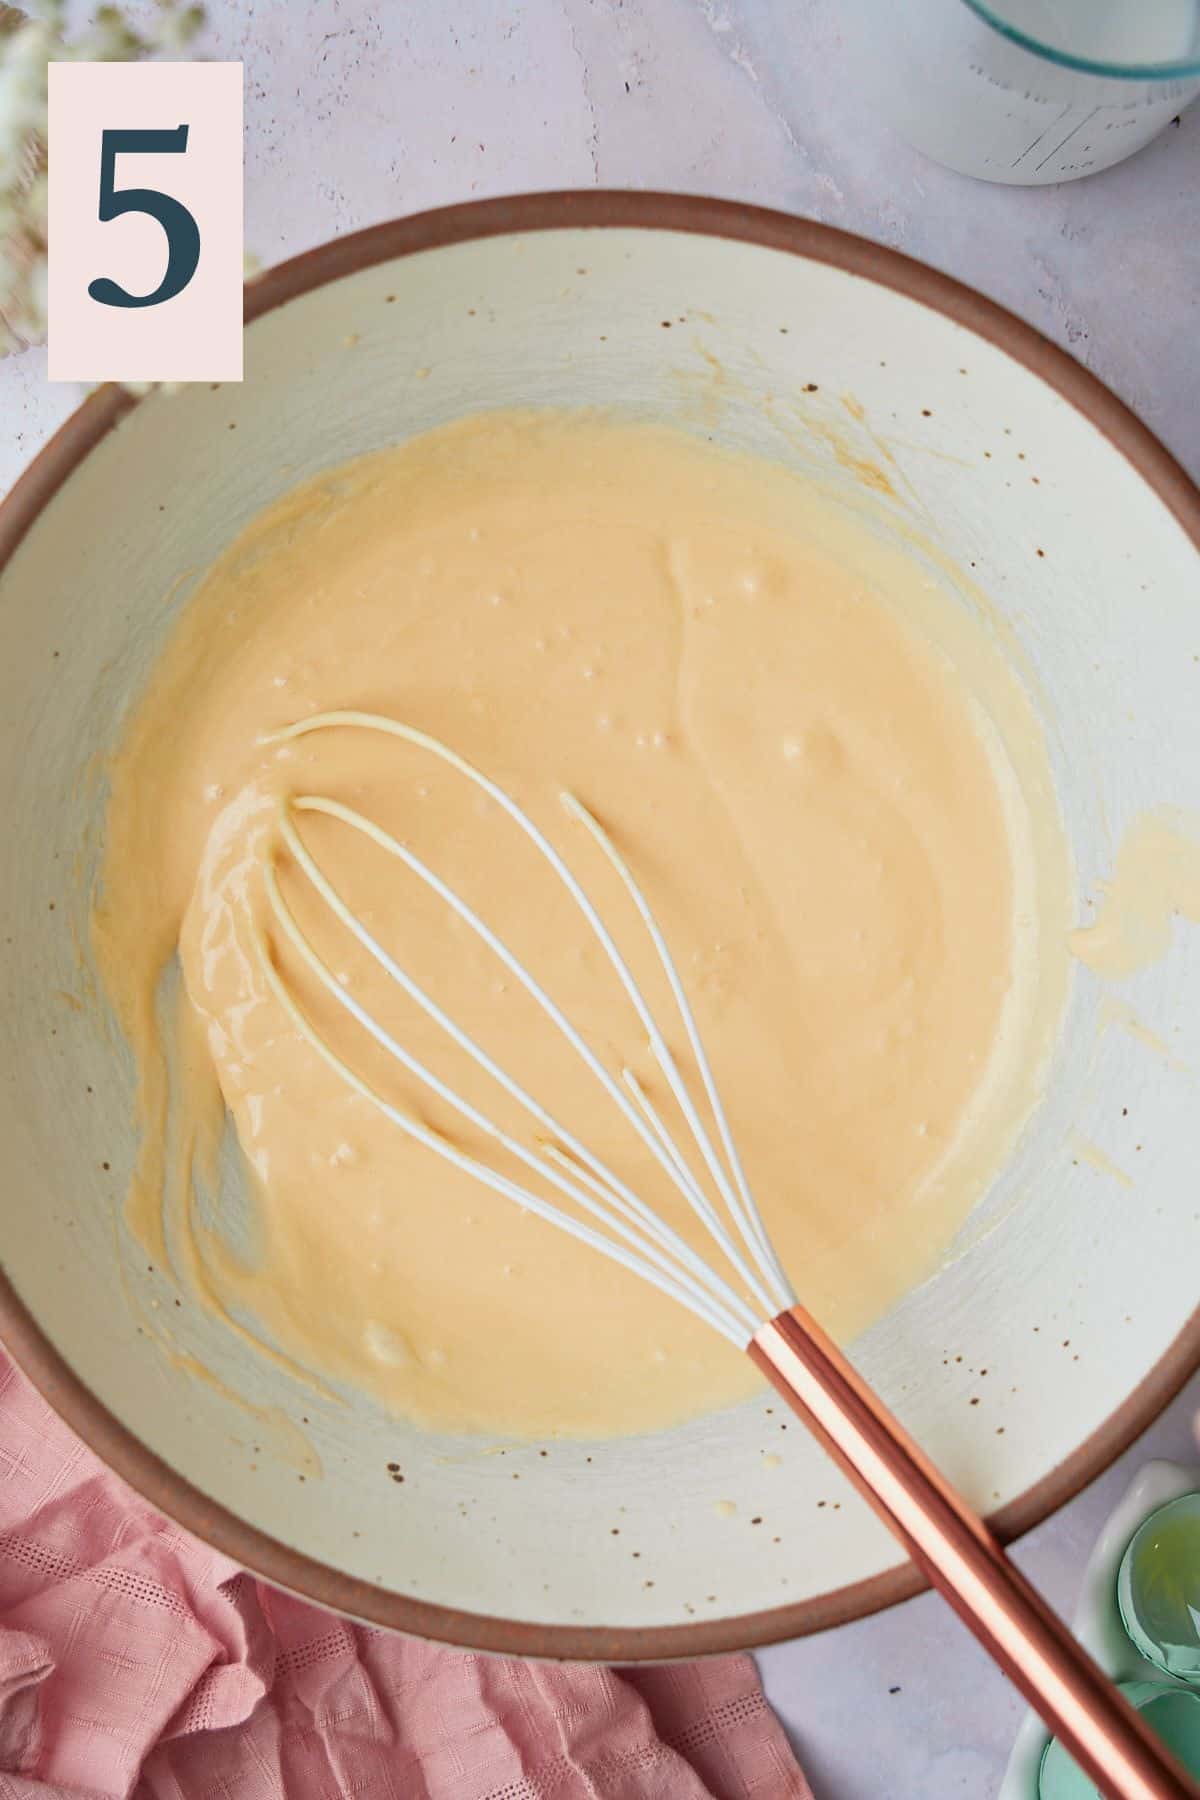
[0,194,1197,1658]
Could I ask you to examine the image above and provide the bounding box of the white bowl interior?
[1,223,1197,1641]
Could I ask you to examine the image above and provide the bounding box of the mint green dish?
[1037,1682,1200,1799]
[1118,1492,1200,1684]
[1000,1462,1200,1799]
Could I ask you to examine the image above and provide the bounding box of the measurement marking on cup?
[1036,106,1101,173]
[1010,102,1073,169]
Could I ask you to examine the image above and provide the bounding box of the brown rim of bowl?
[1,191,1198,1662]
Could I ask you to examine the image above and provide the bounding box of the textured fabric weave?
[0,1353,811,1799]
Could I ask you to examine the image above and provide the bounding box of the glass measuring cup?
[858,0,1200,182]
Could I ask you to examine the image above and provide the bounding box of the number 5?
[88,126,201,310]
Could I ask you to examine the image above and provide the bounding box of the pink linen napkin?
[0,1351,811,1799]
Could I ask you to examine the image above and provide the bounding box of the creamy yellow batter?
[93,411,1068,1439]
[1069,810,1200,977]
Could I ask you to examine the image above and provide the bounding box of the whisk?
[256,709,1197,1800]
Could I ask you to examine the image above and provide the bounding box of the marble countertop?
[2,3,1197,1794]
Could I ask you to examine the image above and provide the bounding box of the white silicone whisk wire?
[255,710,794,1341]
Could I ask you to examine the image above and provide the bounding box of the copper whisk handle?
[750,1308,1199,1800]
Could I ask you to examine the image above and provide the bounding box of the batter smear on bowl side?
[92,411,1069,1438]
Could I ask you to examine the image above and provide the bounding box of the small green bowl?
[1117,1492,1200,1684]
[1037,1683,1200,1799]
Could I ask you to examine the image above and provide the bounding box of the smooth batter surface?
[94,411,1067,1439]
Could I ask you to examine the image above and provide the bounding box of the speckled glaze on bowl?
[0,193,1198,1659]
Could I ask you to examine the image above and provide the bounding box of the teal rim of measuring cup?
[960,0,1200,81]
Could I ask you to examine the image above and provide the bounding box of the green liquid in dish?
[1118,1493,1200,1684]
